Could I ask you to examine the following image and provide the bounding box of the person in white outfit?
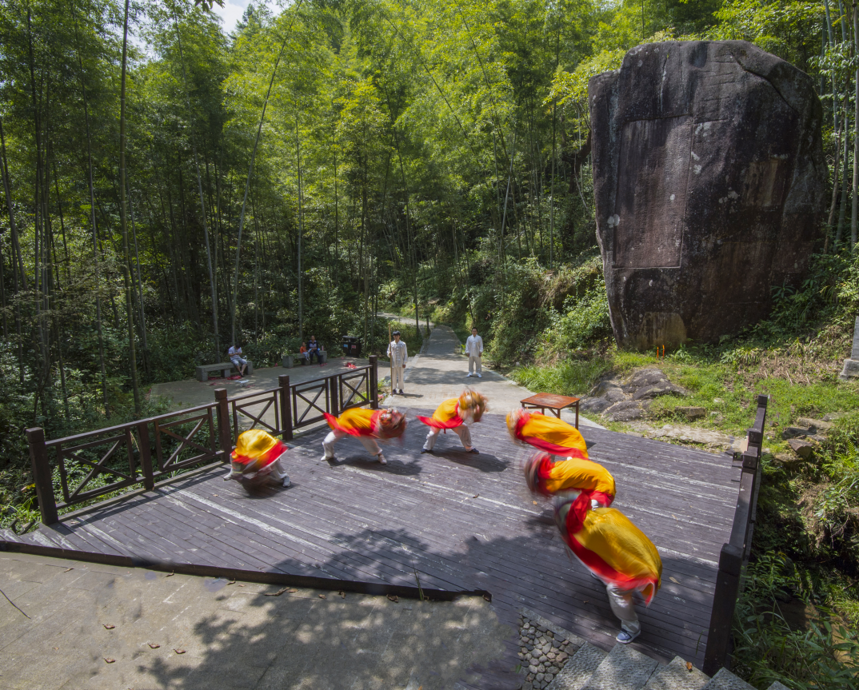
[465,327,483,378]
[387,330,408,394]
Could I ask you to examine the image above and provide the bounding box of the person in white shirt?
[465,327,483,378]
[387,330,408,394]
[228,344,248,376]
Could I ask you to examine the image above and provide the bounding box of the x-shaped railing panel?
[293,382,328,427]
[231,392,278,436]
[339,370,369,410]
[155,411,217,473]
[58,430,139,504]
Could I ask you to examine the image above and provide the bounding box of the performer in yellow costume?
[418,390,488,455]
[506,408,589,460]
[225,429,291,489]
[524,451,615,509]
[322,407,406,464]
[554,492,661,644]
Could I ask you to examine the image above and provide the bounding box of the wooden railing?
[703,394,768,676]
[26,356,378,525]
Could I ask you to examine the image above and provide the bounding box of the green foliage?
[732,554,859,690]
[510,358,610,398]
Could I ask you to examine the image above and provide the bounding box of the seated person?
[307,336,320,364]
[299,342,307,365]
[227,344,248,376]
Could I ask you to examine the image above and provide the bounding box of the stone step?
[544,642,608,690]
[701,668,757,690]
[642,656,709,690]
[579,643,660,690]
[765,683,791,690]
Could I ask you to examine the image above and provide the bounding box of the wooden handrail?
[26,357,379,524]
[703,394,768,676]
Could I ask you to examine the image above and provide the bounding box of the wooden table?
[520,393,581,428]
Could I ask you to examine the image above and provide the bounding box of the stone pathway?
[0,551,508,690]
[384,324,603,429]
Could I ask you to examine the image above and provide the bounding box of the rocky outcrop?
[589,41,826,349]
[580,367,688,421]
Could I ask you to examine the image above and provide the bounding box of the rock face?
[589,41,826,349]
[580,367,688,421]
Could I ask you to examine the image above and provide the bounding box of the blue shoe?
[616,629,640,644]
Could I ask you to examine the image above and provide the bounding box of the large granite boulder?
[589,41,827,349]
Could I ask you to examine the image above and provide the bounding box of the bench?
[195,361,253,382]
[282,351,327,368]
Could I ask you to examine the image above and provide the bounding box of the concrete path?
[0,551,508,690]
[384,324,603,429]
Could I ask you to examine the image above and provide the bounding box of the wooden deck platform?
[9,411,741,687]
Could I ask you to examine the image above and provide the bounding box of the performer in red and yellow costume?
[418,390,488,455]
[506,408,589,460]
[322,407,406,465]
[524,451,615,509]
[225,429,291,489]
[553,490,661,644]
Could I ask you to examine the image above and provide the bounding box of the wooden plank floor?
[16,411,740,686]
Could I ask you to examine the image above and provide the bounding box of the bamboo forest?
[2,0,859,687]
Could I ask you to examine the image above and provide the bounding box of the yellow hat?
[232,429,281,462]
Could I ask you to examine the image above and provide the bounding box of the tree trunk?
[119,0,141,413]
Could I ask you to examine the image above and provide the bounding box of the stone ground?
[0,551,509,690]
[384,323,603,430]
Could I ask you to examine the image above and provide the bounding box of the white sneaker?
[282,476,291,487]
[466,373,473,377]
[377,454,387,465]
[477,373,482,378]
[322,453,334,462]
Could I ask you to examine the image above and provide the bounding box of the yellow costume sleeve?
[571,508,662,603]
[544,457,615,498]
[519,413,589,460]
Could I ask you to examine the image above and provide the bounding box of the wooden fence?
[26,357,378,525]
[703,394,768,676]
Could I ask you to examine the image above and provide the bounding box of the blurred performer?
[506,408,589,461]
[418,390,488,455]
[387,330,408,395]
[322,407,407,464]
[552,495,661,644]
[225,429,291,489]
[523,451,615,510]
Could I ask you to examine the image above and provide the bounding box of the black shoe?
[468,448,479,454]
[421,448,432,454]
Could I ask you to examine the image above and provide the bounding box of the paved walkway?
[149,356,389,412]
[0,551,508,690]
[385,324,602,429]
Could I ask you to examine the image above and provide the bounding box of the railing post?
[329,374,340,417]
[26,427,58,525]
[214,388,232,459]
[704,543,744,675]
[279,375,293,442]
[369,354,379,409]
[138,421,154,491]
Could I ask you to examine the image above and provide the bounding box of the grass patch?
[509,358,611,398]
